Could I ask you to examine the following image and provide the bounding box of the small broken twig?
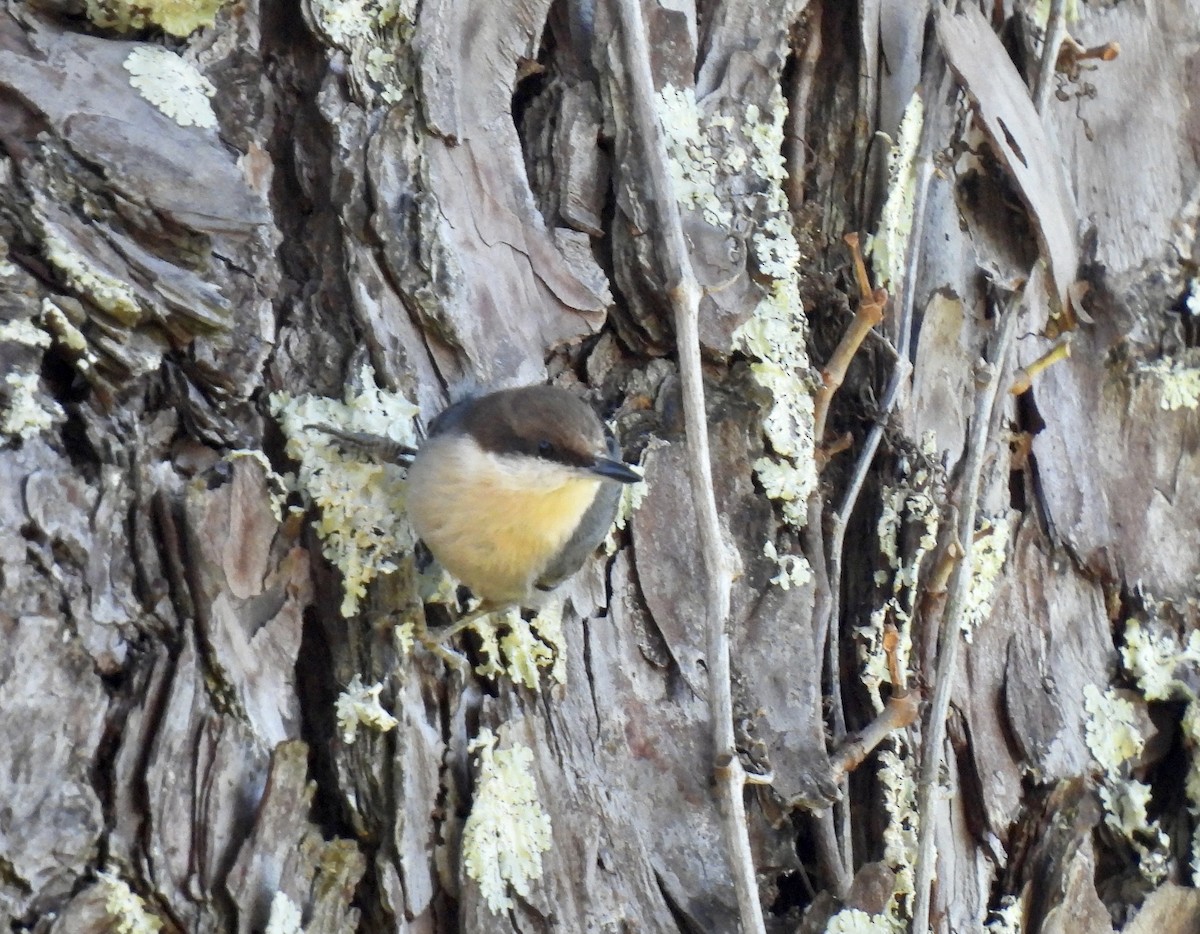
[812,233,887,450]
[829,621,920,782]
[1009,334,1071,395]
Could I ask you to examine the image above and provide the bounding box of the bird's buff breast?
[406,436,601,604]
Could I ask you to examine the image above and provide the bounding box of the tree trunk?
[2,0,1199,932]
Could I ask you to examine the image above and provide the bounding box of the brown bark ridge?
[2,0,1200,932]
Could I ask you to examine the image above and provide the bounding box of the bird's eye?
[537,439,554,457]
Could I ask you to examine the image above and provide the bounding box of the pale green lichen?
[271,366,419,616]
[309,0,416,105]
[867,92,924,291]
[1139,357,1200,411]
[960,514,1013,641]
[825,908,898,934]
[468,605,565,690]
[1120,616,1200,882]
[658,82,817,551]
[393,620,415,656]
[264,892,303,934]
[124,47,217,129]
[878,742,919,924]
[43,232,142,324]
[0,317,51,348]
[731,87,818,534]
[334,673,399,744]
[763,539,813,591]
[656,85,738,228]
[3,371,62,439]
[604,450,649,555]
[1098,778,1170,884]
[859,442,940,710]
[736,285,817,528]
[1083,684,1144,772]
[462,727,552,915]
[1121,619,1200,702]
[99,872,163,934]
[1083,683,1169,882]
[1030,0,1080,29]
[87,0,227,36]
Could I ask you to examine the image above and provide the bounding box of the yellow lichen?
[99,872,163,934]
[2,371,62,439]
[465,606,564,690]
[43,232,142,324]
[88,0,227,36]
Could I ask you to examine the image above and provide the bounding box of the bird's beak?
[589,456,643,484]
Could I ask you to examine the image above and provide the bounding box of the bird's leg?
[414,601,511,670]
[434,605,494,643]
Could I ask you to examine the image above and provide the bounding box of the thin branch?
[785,5,823,212]
[1032,0,1067,114]
[910,292,1022,933]
[821,135,931,877]
[614,2,763,931]
[812,233,887,451]
[829,623,920,782]
[1009,334,1071,395]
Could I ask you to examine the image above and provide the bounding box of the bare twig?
[614,2,763,931]
[801,493,851,895]
[829,622,920,781]
[926,539,962,595]
[812,234,887,450]
[1009,334,1071,395]
[830,693,921,782]
[1032,0,1067,114]
[910,293,1022,933]
[785,5,823,211]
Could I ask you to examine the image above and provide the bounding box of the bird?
[405,385,642,608]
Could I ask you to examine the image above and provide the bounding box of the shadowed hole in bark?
[1009,388,1045,513]
[768,868,811,916]
[513,4,557,225]
[295,601,358,841]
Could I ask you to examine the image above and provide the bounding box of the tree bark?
[2,0,1200,932]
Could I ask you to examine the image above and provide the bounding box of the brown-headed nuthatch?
[406,385,642,607]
